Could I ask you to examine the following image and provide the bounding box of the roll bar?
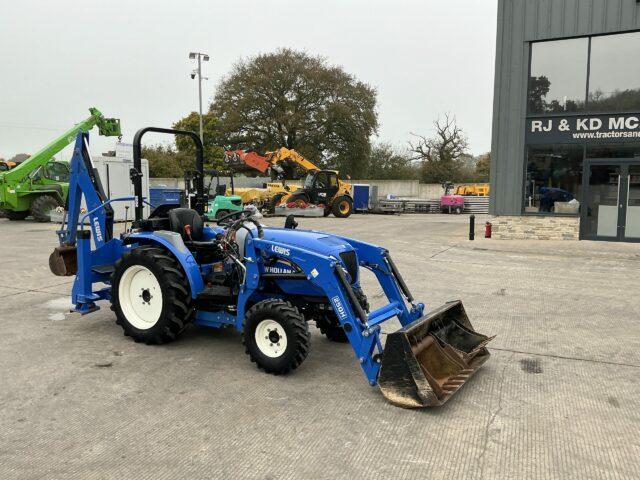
[132,127,204,222]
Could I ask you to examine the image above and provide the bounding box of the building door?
[581,160,640,242]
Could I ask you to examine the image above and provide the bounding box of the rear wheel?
[110,246,193,344]
[454,206,463,214]
[332,196,353,218]
[243,299,310,374]
[31,195,60,222]
[5,210,29,221]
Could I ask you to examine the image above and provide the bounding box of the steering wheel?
[217,209,264,239]
[215,208,253,225]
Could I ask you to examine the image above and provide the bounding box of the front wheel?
[110,246,193,344]
[243,299,310,374]
[31,195,61,222]
[332,196,353,218]
[5,210,29,221]
[454,206,463,214]
[316,315,348,343]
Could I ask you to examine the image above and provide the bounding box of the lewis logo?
[92,217,103,243]
[271,245,290,256]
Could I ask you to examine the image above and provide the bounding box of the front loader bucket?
[378,301,493,408]
[49,245,77,277]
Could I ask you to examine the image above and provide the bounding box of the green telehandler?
[0,108,121,222]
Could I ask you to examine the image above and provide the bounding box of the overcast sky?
[0,0,498,161]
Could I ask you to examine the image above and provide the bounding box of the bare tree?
[409,114,469,183]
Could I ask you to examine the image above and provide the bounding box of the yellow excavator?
[226,147,354,217]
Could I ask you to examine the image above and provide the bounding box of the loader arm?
[224,150,271,174]
[240,232,493,408]
[265,147,321,174]
[240,236,409,385]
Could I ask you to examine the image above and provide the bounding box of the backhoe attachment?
[49,244,77,276]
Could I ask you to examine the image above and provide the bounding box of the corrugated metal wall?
[490,0,640,215]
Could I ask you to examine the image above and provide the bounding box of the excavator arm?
[265,147,320,176]
[224,147,320,179]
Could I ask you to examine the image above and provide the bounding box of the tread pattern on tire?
[243,299,310,374]
[5,210,29,221]
[30,195,60,222]
[110,245,194,344]
[332,195,353,218]
[316,315,348,342]
[316,287,368,343]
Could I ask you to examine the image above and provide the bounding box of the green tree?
[409,115,469,183]
[475,152,491,181]
[9,153,30,164]
[365,143,417,180]
[173,111,225,168]
[210,48,378,177]
[527,75,551,112]
[144,144,191,178]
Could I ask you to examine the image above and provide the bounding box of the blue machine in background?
[351,184,371,212]
[48,126,492,409]
[149,187,183,208]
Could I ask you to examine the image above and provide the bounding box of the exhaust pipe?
[378,301,493,408]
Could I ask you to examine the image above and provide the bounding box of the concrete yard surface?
[0,213,639,479]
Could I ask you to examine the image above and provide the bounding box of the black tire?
[268,193,286,214]
[454,206,463,214]
[316,287,368,343]
[323,206,331,217]
[30,195,60,222]
[332,196,353,218]
[5,210,29,221]
[110,245,193,344]
[215,209,229,220]
[243,299,310,374]
[316,314,348,343]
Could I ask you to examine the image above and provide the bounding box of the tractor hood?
[262,228,354,258]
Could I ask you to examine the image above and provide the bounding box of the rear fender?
[125,231,205,297]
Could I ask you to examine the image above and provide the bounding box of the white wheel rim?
[118,265,163,330]
[255,319,288,358]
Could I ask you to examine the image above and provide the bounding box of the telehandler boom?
[0,108,121,221]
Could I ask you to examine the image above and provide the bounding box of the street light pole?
[189,52,210,143]
[197,54,203,142]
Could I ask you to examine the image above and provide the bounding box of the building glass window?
[528,38,588,114]
[588,32,640,112]
[524,144,583,214]
[586,144,640,159]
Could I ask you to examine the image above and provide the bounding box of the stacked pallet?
[462,196,490,214]
[371,196,490,214]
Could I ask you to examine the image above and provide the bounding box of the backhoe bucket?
[49,245,77,277]
[378,300,493,408]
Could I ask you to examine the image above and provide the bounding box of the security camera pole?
[188,52,210,142]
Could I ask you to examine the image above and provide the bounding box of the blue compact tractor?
[49,126,492,408]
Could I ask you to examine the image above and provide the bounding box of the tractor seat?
[169,208,204,241]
